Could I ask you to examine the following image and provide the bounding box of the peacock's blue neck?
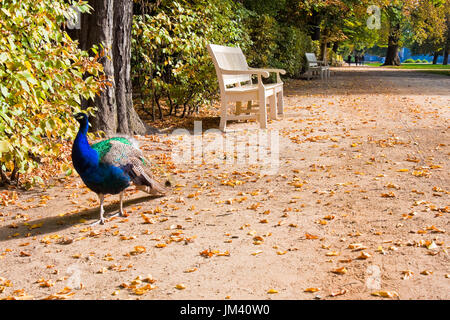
[72,120,99,169]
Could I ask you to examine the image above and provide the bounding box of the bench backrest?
[207,44,251,91]
[305,53,318,67]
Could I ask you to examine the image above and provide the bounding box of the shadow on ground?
[0,194,164,242]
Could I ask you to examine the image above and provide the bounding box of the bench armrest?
[248,67,286,75]
[220,69,270,78]
[248,67,285,83]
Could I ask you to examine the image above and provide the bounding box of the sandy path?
[0,67,449,300]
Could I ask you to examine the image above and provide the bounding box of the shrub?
[269,25,315,78]
[404,58,415,63]
[131,0,251,118]
[0,0,104,186]
[131,0,315,118]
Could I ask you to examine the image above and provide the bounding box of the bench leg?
[235,101,243,115]
[258,89,267,129]
[219,101,228,132]
[269,94,277,120]
[277,88,284,116]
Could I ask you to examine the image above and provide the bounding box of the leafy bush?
[264,24,314,78]
[0,0,104,186]
[131,0,315,118]
[131,0,251,118]
[404,58,415,63]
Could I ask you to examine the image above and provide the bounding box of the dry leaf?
[371,291,399,298]
[331,267,347,275]
[329,289,347,297]
[357,252,371,259]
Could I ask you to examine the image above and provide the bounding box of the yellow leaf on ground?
[304,287,320,293]
[331,267,347,275]
[371,291,399,298]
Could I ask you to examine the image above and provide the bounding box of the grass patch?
[366,62,450,70]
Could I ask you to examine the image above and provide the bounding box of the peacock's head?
[74,112,88,126]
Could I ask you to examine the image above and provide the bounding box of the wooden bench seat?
[207,44,286,131]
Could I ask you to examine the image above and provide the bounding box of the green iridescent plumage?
[91,137,132,160]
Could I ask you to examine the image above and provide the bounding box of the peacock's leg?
[108,191,125,218]
[119,191,124,216]
[91,193,105,226]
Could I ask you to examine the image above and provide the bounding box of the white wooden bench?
[207,44,286,131]
[305,53,330,80]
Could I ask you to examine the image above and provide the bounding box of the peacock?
[71,112,167,225]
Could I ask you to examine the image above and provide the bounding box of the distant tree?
[407,0,449,64]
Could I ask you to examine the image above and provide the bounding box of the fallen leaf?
[357,252,371,260]
[329,289,347,297]
[304,287,320,293]
[371,291,399,298]
[331,267,347,275]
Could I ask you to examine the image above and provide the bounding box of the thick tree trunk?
[383,24,401,66]
[443,41,449,65]
[79,0,118,135]
[445,17,450,65]
[320,40,328,64]
[113,0,146,135]
[76,0,145,136]
[432,52,439,64]
[332,42,339,53]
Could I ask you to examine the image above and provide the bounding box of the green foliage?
[0,0,104,185]
[241,11,278,69]
[131,0,315,117]
[131,0,251,117]
[271,25,316,76]
[404,58,415,63]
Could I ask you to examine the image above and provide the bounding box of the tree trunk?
[113,0,146,135]
[432,52,439,64]
[320,40,328,64]
[383,23,401,66]
[79,0,118,135]
[443,39,449,65]
[332,42,339,53]
[77,0,145,136]
[445,16,450,65]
